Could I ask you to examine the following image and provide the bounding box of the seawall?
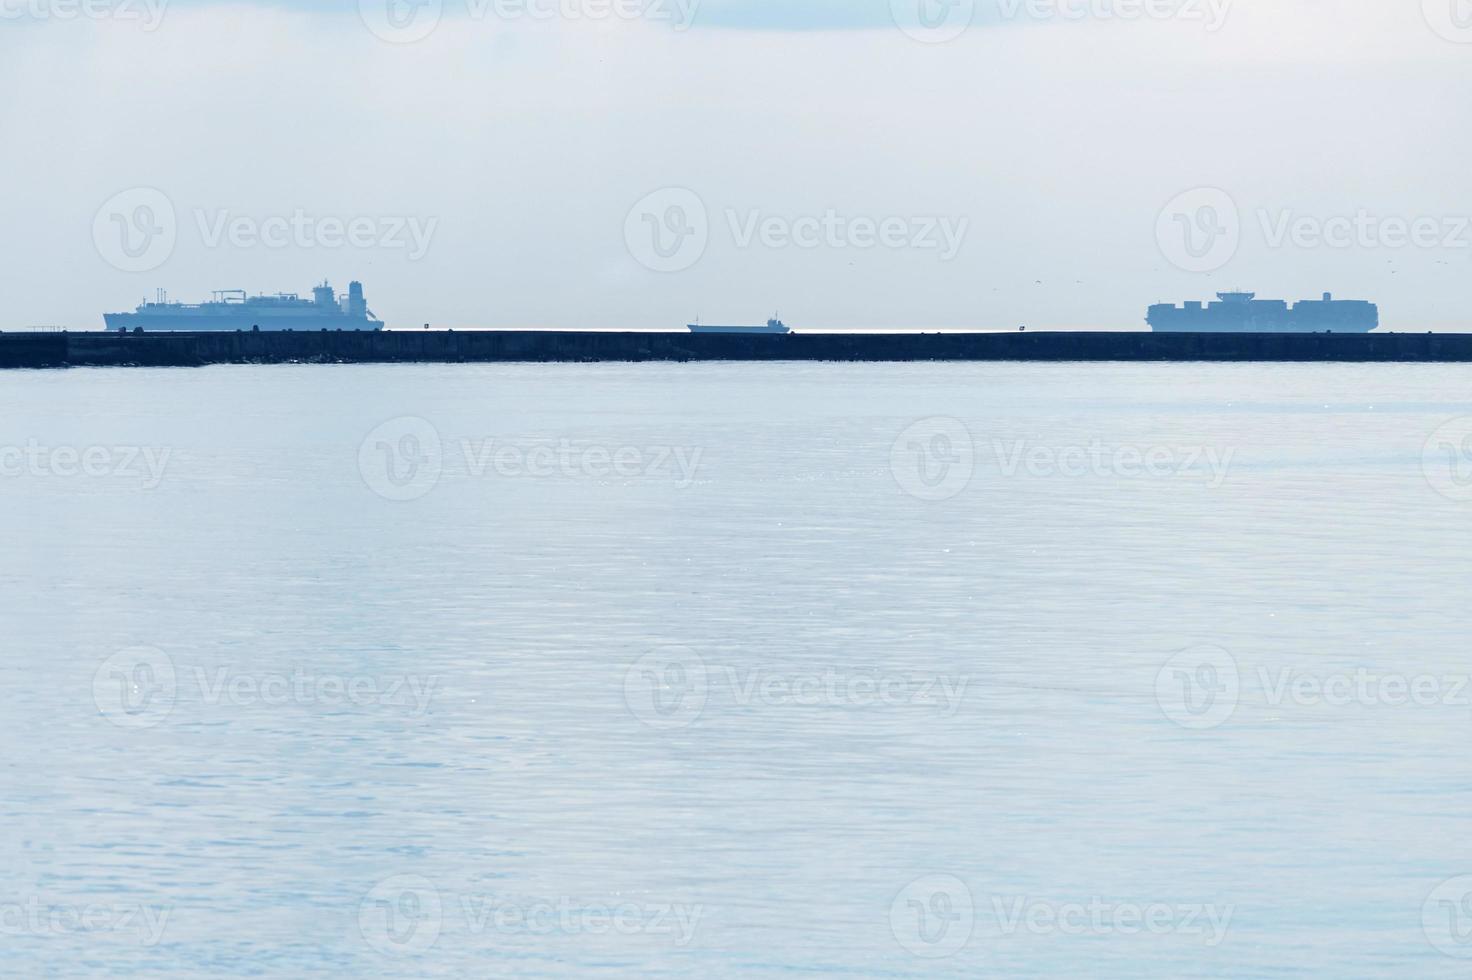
[2,329,1471,369]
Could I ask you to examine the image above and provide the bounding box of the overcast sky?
[3,0,1470,330]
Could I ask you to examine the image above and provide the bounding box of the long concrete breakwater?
[3,329,1472,368]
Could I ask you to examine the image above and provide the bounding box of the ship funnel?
[344,281,368,318]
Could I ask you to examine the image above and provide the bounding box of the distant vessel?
[1148,292,1377,333]
[104,281,384,332]
[688,317,791,335]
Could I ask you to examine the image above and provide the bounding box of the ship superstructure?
[104,281,384,332]
[1147,292,1377,333]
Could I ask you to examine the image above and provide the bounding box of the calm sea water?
[4,362,1472,978]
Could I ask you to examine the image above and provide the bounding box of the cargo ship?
[688,317,791,335]
[104,281,384,332]
[1147,291,1377,333]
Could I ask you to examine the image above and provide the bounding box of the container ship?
[1147,292,1377,333]
[104,281,384,332]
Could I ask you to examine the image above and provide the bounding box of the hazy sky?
[3,0,1470,329]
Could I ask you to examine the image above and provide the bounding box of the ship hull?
[687,325,791,335]
[104,313,383,332]
[1146,321,1377,334]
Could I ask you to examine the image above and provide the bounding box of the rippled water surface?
[4,362,1472,978]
